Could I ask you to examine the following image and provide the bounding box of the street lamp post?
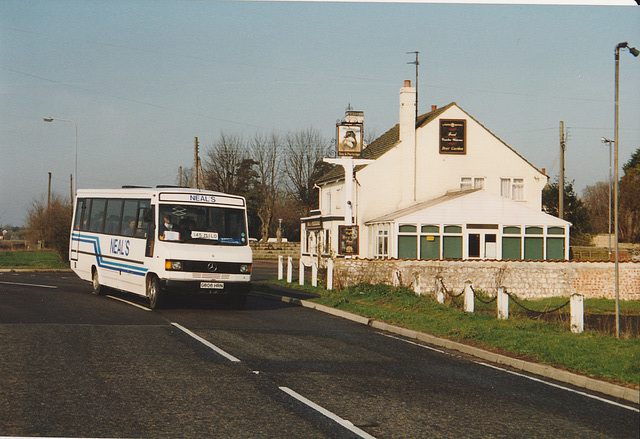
[43,117,78,201]
[613,42,638,339]
[601,137,614,259]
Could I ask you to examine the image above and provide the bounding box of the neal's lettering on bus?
[190,194,216,203]
[110,238,130,256]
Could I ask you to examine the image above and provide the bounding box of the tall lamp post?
[601,137,614,259]
[613,42,638,339]
[43,117,78,202]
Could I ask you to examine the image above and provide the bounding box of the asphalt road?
[0,269,638,438]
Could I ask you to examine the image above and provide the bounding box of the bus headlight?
[165,260,183,271]
[239,264,251,274]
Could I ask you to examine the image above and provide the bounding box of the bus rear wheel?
[92,268,105,296]
[147,276,165,310]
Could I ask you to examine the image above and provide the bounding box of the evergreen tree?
[542,179,592,244]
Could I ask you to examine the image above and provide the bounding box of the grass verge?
[0,250,69,269]
[267,279,640,388]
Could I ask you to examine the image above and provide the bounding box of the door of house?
[468,233,497,259]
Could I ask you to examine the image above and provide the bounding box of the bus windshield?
[158,204,247,246]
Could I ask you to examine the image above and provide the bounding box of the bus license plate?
[200,282,224,289]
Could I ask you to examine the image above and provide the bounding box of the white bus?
[69,187,252,309]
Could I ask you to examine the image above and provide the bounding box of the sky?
[1,1,639,227]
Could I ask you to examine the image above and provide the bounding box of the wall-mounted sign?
[440,119,466,154]
[336,123,363,157]
[305,219,322,230]
[339,225,359,255]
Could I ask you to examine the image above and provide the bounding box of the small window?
[503,226,521,234]
[376,229,389,259]
[501,178,525,201]
[513,178,525,201]
[460,177,473,190]
[526,226,543,235]
[444,225,462,234]
[421,225,439,233]
[548,227,564,235]
[399,225,417,233]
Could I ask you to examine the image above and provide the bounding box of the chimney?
[431,105,437,112]
[399,80,416,145]
[399,80,417,207]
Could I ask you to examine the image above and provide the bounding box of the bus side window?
[104,199,123,235]
[88,199,106,233]
[121,199,139,237]
[74,199,86,231]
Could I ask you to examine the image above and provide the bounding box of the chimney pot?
[542,168,546,175]
[431,105,437,111]
[404,80,411,87]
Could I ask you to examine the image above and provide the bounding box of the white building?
[301,80,570,262]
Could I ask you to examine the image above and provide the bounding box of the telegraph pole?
[559,121,565,220]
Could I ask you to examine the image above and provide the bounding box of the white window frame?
[500,177,525,201]
[461,176,485,191]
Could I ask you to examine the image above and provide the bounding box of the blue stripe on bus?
[71,232,148,276]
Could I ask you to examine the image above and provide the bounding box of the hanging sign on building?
[336,123,364,157]
[339,225,359,255]
[440,119,466,154]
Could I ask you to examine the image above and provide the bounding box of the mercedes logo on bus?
[207,263,218,272]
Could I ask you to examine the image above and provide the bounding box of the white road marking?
[380,331,639,412]
[170,322,241,363]
[379,332,447,354]
[279,386,377,439]
[476,361,639,412]
[106,295,152,311]
[0,280,57,289]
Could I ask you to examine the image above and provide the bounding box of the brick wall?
[332,259,640,301]
[250,242,300,260]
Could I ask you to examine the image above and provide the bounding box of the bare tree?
[284,128,333,215]
[203,132,246,194]
[26,193,72,260]
[583,181,611,235]
[250,132,282,242]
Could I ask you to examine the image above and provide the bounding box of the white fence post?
[464,281,474,313]
[326,259,334,290]
[392,269,400,287]
[570,294,584,334]
[312,260,318,287]
[299,259,305,286]
[287,256,293,283]
[497,286,509,320]
[435,278,444,304]
[278,255,283,280]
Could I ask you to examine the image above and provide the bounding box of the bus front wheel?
[147,276,165,310]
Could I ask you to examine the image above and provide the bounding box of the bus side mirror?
[143,208,153,223]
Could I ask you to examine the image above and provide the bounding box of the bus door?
[144,205,155,258]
